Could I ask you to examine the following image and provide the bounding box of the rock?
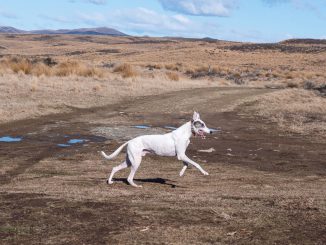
[198,147,216,153]
[227,231,237,236]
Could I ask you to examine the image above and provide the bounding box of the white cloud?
[34,3,222,37]
[158,0,237,16]
[110,7,195,35]
[87,0,107,5]
[262,0,326,19]
[77,12,106,25]
[69,0,107,5]
[38,14,74,24]
[173,14,191,24]
[0,9,18,19]
[261,0,290,6]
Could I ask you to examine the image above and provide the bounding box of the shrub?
[146,64,162,70]
[166,72,179,81]
[165,64,179,71]
[303,80,316,90]
[113,63,137,78]
[6,58,33,75]
[0,57,105,78]
[195,66,210,73]
[286,81,299,88]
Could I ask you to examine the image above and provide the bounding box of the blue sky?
[0,0,325,42]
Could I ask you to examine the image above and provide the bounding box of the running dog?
[101,112,212,187]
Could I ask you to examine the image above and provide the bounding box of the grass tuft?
[113,63,137,78]
[0,57,104,78]
[166,72,179,81]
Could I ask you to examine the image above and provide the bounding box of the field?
[0,34,325,244]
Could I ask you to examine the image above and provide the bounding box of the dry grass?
[165,63,180,71]
[113,63,137,78]
[0,73,219,124]
[146,64,162,70]
[166,71,179,81]
[54,60,104,78]
[247,89,326,136]
[0,34,325,86]
[0,34,325,130]
[0,57,104,78]
[195,66,210,73]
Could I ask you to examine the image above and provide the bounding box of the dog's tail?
[101,142,128,160]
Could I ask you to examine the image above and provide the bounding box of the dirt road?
[1,87,325,244]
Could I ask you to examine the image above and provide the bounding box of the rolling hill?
[0,26,127,36]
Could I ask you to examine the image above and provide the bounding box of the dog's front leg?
[179,162,188,177]
[178,154,209,175]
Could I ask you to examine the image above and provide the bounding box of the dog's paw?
[106,179,114,185]
[132,184,143,188]
[202,171,209,176]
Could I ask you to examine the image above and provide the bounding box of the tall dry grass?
[113,63,137,78]
[166,72,179,81]
[0,57,104,78]
[248,89,326,136]
[0,73,218,124]
[54,60,104,77]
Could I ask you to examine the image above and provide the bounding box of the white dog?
[101,112,212,187]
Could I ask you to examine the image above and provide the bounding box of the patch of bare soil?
[1,88,325,244]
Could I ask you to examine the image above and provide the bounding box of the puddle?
[164,126,177,130]
[68,139,85,144]
[57,144,71,147]
[0,136,22,142]
[132,125,151,129]
[57,135,106,148]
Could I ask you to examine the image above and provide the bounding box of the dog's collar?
[191,119,196,136]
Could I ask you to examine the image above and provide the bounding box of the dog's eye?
[194,121,203,128]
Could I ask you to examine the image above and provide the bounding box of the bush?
[166,72,179,81]
[113,63,137,78]
[0,57,104,78]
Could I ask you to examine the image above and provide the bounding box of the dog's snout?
[210,130,213,134]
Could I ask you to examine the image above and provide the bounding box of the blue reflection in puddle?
[57,144,71,147]
[164,126,177,130]
[132,125,151,129]
[57,138,86,147]
[68,139,85,144]
[0,136,22,142]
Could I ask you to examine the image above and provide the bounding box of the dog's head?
[191,112,212,139]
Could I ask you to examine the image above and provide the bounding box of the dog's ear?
[193,111,200,120]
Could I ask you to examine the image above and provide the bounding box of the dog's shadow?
[112,177,179,188]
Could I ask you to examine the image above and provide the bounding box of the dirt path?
[1,87,325,244]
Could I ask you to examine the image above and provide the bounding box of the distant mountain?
[0,26,127,36]
[0,26,27,34]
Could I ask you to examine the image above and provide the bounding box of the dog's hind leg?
[107,160,128,185]
[127,155,142,188]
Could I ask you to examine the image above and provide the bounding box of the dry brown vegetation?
[0,34,325,134]
[165,71,179,81]
[1,34,326,244]
[0,57,104,78]
[113,63,137,78]
[0,34,325,87]
[246,89,326,136]
[1,88,325,244]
